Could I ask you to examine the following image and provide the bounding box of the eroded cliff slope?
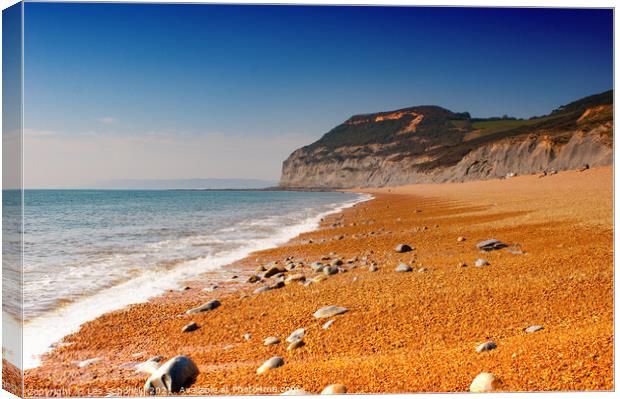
[280,91,613,188]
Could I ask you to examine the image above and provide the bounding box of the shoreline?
[24,167,613,395]
[22,192,373,370]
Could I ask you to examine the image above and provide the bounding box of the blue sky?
[21,3,613,187]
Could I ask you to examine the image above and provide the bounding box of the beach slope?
[25,167,613,395]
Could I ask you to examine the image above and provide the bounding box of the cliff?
[279,90,613,188]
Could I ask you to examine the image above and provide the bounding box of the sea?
[2,189,370,369]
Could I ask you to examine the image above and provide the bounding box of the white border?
[0,1,616,399]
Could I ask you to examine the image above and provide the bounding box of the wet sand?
[24,167,613,395]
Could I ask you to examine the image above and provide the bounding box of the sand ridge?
[24,167,613,395]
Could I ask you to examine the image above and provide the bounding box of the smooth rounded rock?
[475,258,490,267]
[476,341,497,353]
[264,337,280,346]
[144,356,199,394]
[395,244,413,253]
[524,325,544,333]
[185,299,221,314]
[311,262,325,272]
[321,384,347,394]
[285,274,306,284]
[476,239,508,251]
[330,259,343,267]
[257,356,284,375]
[246,275,260,283]
[264,265,286,278]
[313,306,348,319]
[323,266,338,275]
[181,322,199,333]
[395,263,413,272]
[287,339,305,351]
[322,319,336,330]
[469,372,499,392]
[286,328,305,343]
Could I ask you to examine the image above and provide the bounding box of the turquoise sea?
[2,189,368,368]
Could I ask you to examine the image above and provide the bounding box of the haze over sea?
[2,189,368,368]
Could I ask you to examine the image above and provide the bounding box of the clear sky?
[22,3,613,188]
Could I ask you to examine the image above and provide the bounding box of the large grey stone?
[144,356,199,394]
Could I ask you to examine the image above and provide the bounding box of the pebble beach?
[24,166,613,395]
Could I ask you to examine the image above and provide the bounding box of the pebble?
[321,384,347,394]
[264,337,281,345]
[476,341,497,353]
[244,333,252,341]
[369,265,379,272]
[285,274,306,284]
[475,258,490,267]
[313,306,348,319]
[524,325,544,333]
[144,356,199,394]
[323,266,338,275]
[322,319,336,330]
[246,275,260,283]
[330,259,343,266]
[264,265,286,278]
[185,299,221,314]
[286,328,305,343]
[181,322,199,333]
[395,244,413,253]
[287,339,305,351]
[257,356,284,374]
[311,262,325,272]
[458,262,467,267]
[457,236,466,242]
[476,239,508,251]
[418,267,428,273]
[469,372,499,392]
[395,263,413,272]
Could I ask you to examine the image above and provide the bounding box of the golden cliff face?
[280,92,613,188]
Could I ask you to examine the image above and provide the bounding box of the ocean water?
[3,189,369,368]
